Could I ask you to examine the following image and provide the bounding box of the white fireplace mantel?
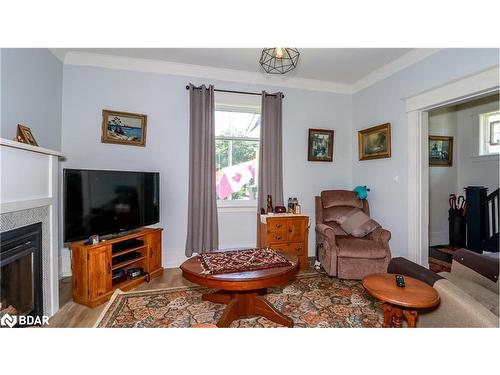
[0,137,65,316]
[1,138,64,213]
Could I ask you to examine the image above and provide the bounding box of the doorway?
[405,66,499,267]
[427,94,499,271]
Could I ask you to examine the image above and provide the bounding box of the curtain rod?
[185,85,284,98]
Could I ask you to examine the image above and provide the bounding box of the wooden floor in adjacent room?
[49,268,197,328]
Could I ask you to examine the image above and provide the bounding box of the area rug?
[199,247,292,274]
[94,273,384,328]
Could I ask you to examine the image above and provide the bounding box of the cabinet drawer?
[267,219,287,232]
[268,230,288,242]
[269,242,305,257]
[287,219,306,241]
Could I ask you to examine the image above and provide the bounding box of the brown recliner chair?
[315,190,391,279]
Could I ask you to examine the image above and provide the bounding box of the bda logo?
[0,313,17,328]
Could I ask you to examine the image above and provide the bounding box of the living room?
[1,1,499,374]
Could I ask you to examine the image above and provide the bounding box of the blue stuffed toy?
[353,185,370,200]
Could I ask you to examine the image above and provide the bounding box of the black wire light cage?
[259,48,300,74]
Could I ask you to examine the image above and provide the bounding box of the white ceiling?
[55,48,413,84]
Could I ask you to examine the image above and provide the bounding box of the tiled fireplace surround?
[0,139,64,316]
[0,206,51,314]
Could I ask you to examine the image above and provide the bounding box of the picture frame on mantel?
[308,128,334,162]
[16,124,38,146]
[101,110,148,147]
[358,123,391,160]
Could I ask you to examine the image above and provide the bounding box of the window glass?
[215,110,260,201]
[480,111,500,155]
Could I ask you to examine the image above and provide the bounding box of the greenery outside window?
[215,109,260,205]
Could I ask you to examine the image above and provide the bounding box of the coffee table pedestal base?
[383,303,417,328]
[203,290,294,328]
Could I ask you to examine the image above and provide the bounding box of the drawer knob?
[276,224,282,228]
[276,236,281,240]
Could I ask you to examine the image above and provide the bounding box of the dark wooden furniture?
[257,214,309,271]
[180,251,298,327]
[362,273,440,328]
[465,186,499,253]
[70,227,163,307]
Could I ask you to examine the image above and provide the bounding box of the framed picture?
[101,110,147,147]
[16,124,38,146]
[358,123,391,160]
[308,128,334,162]
[429,135,453,166]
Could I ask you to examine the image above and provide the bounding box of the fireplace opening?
[0,223,43,321]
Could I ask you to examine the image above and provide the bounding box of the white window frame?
[214,92,261,210]
[479,110,500,156]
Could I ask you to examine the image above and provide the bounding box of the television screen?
[64,169,159,242]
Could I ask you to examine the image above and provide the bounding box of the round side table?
[362,273,440,328]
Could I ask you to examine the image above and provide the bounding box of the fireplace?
[0,223,43,319]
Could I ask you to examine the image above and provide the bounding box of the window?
[479,111,500,155]
[215,109,260,204]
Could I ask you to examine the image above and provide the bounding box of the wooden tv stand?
[70,227,163,307]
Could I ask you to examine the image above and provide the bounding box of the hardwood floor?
[49,258,319,328]
[49,268,197,328]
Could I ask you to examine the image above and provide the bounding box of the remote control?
[395,274,405,288]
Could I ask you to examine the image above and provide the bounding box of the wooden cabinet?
[70,227,163,307]
[258,215,309,270]
[88,246,112,299]
[147,231,162,275]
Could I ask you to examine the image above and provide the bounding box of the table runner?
[199,248,293,275]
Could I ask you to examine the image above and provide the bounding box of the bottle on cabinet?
[287,197,300,214]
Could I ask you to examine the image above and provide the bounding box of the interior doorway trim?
[405,66,499,265]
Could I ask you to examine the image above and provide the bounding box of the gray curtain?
[185,84,219,256]
[258,91,284,212]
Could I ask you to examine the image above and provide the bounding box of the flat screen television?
[64,169,160,243]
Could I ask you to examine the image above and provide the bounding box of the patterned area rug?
[95,273,384,328]
[199,247,292,274]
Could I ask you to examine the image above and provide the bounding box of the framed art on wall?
[16,124,38,146]
[308,128,334,162]
[358,123,391,160]
[429,135,453,166]
[101,110,148,147]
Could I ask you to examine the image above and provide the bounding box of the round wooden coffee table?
[180,252,298,328]
[362,273,440,328]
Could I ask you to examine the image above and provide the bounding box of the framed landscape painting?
[101,110,148,147]
[308,128,334,162]
[429,135,453,166]
[358,123,391,160]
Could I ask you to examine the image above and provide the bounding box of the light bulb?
[275,47,285,59]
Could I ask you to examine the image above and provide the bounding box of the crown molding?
[48,48,66,63]
[351,49,442,93]
[54,48,445,95]
[63,51,353,94]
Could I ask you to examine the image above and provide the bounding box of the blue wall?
[352,48,499,258]
[1,49,63,150]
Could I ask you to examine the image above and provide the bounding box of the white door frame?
[405,66,499,266]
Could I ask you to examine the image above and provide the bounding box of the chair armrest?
[422,279,499,327]
[453,249,499,283]
[316,223,335,239]
[387,257,444,286]
[315,196,324,224]
[370,228,391,243]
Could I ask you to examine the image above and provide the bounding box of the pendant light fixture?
[259,48,300,74]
